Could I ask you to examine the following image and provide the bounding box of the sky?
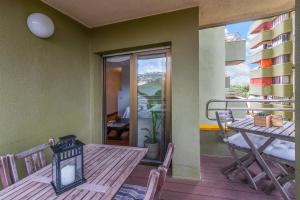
[138,57,166,75]
[225,21,255,86]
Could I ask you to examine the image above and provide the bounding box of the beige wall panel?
[199,0,295,27]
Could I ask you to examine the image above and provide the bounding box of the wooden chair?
[8,138,55,178]
[162,143,174,170]
[0,155,16,188]
[115,143,173,200]
[216,110,267,190]
[154,166,167,200]
[113,168,160,200]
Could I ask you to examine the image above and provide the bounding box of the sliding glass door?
[132,50,171,163]
[103,48,171,164]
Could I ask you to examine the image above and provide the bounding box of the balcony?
[272,84,294,98]
[0,2,297,200]
[249,40,293,63]
[273,104,294,120]
[250,62,293,78]
[225,40,246,65]
[249,85,272,96]
[247,102,293,120]
[249,18,274,34]
[250,19,293,49]
[249,84,293,98]
[251,30,272,49]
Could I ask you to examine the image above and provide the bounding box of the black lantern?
[51,135,86,195]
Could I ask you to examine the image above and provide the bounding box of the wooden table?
[0,144,147,200]
[228,118,295,200]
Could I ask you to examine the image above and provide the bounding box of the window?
[272,13,290,28]
[272,76,290,84]
[272,55,290,65]
[272,33,290,47]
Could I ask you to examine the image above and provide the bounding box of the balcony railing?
[206,99,295,121]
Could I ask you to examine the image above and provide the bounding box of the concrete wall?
[89,8,201,180]
[199,27,225,125]
[199,0,295,27]
[0,0,90,157]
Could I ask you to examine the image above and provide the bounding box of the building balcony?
[249,40,293,63]
[248,102,293,120]
[251,30,272,49]
[225,40,246,65]
[249,85,272,96]
[249,18,274,34]
[250,62,293,78]
[272,84,293,98]
[273,103,294,120]
[250,84,293,98]
[250,19,293,49]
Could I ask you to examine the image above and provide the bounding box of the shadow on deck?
[126,155,295,200]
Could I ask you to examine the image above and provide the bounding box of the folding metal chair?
[216,110,266,190]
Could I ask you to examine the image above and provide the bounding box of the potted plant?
[139,89,162,160]
[142,110,161,160]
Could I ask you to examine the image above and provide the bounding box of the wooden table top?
[228,118,295,142]
[107,119,130,129]
[0,144,148,200]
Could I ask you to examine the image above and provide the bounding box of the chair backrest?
[0,155,16,188]
[14,138,55,175]
[215,110,235,139]
[144,169,160,200]
[154,166,167,200]
[162,143,174,170]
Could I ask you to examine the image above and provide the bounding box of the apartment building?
[249,12,295,119]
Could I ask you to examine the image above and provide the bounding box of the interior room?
[105,56,130,146]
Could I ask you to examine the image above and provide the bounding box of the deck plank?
[126,155,295,200]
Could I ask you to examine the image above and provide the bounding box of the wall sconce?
[27,13,55,38]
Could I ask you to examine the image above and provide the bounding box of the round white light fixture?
[27,13,55,38]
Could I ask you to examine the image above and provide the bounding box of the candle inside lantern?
[61,165,75,186]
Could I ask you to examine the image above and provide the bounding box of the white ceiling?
[42,0,201,28]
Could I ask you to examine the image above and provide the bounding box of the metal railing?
[206,99,295,121]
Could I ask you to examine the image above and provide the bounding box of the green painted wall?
[89,8,201,180]
[199,27,225,125]
[0,0,90,159]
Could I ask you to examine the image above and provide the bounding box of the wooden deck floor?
[125,155,295,200]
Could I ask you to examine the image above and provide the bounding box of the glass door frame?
[130,48,172,160]
[102,47,172,158]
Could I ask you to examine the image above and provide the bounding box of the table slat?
[228,118,295,142]
[0,144,147,200]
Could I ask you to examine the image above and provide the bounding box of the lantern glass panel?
[52,155,58,188]
[76,154,83,180]
[60,157,76,186]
